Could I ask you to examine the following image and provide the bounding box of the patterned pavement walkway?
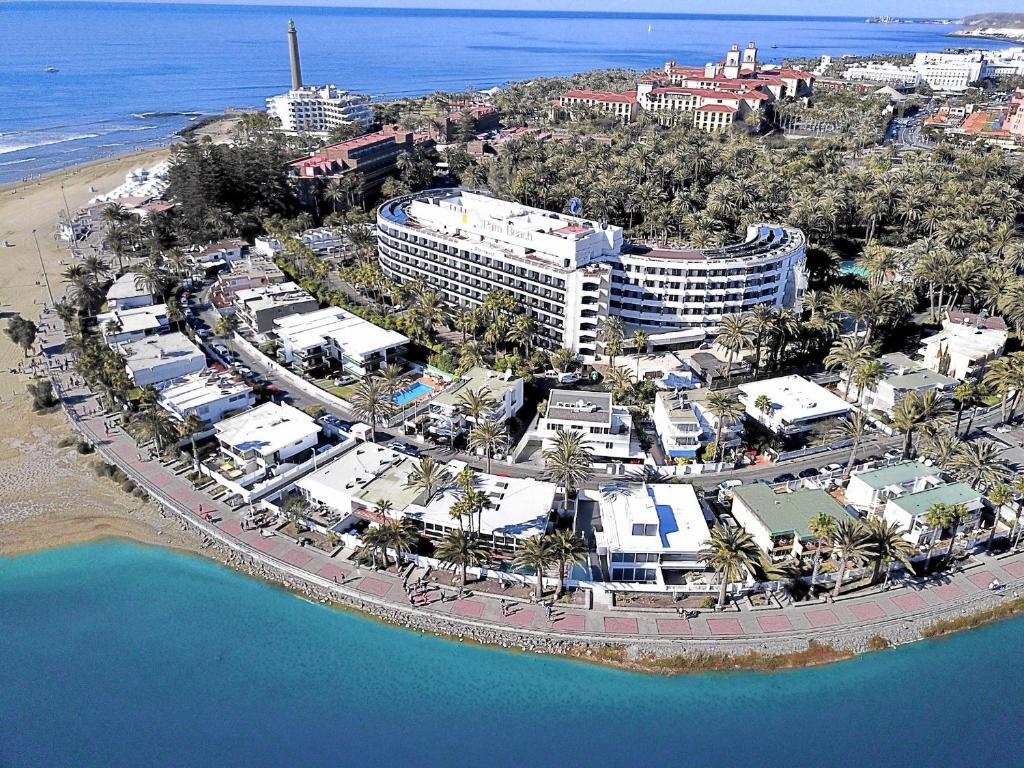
[35,309,1024,649]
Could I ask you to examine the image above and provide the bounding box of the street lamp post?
[33,228,55,307]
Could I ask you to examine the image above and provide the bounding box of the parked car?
[798,467,820,479]
[823,463,843,474]
[773,473,796,484]
[387,439,420,457]
[884,449,902,461]
[542,369,580,384]
[196,328,212,339]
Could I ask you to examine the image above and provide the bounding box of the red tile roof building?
[555,42,813,133]
[288,126,435,198]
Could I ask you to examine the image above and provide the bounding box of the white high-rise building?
[267,85,373,135]
[376,190,807,360]
[913,51,987,92]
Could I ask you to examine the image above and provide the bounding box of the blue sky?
[47,0,1007,17]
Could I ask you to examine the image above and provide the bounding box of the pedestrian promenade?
[35,308,1024,652]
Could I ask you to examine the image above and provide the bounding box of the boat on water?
[44,66,58,73]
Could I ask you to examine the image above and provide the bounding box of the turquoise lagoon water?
[1,541,1021,767]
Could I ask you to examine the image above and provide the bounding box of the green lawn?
[311,377,359,401]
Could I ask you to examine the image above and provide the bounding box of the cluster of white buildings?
[376,189,807,361]
[267,85,374,136]
[555,42,815,133]
[844,47,1024,92]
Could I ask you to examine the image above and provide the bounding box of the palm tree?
[179,412,206,464]
[891,389,951,460]
[457,340,485,372]
[380,363,406,398]
[214,314,240,338]
[507,314,535,355]
[131,407,180,454]
[350,375,396,440]
[754,394,772,417]
[831,517,876,598]
[714,313,752,383]
[866,517,915,587]
[986,483,1013,551]
[952,381,979,436]
[456,386,498,425]
[984,354,1024,424]
[376,518,417,568]
[827,412,871,480]
[599,316,625,366]
[951,439,1009,491]
[435,529,488,586]
[852,359,884,404]
[549,530,587,597]
[924,502,968,565]
[824,337,875,401]
[514,535,556,599]
[748,304,775,378]
[467,419,508,473]
[542,430,593,514]
[703,390,743,463]
[630,329,648,377]
[807,511,837,592]
[404,456,452,504]
[699,525,761,609]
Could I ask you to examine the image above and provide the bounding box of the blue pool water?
[840,259,869,277]
[1,541,1023,767]
[393,381,432,406]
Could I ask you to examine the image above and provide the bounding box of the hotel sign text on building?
[464,214,534,243]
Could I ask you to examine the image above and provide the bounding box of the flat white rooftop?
[106,272,151,302]
[297,442,421,510]
[432,366,520,408]
[97,304,167,335]
[235,281,315,310]
[275,307,408,358]
[214,402,319,458]
[158,371,253,415]
[740,375,850,422]
[598,483,709,553]
[403,467,556,538]
[121,332,204,371]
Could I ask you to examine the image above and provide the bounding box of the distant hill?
[950,12,1024,41]
[958,12,1024,29]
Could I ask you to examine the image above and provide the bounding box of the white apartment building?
[403,465,557,555]
[731,484,850,560]
[157,371,255,426]
[196,239,248,266]
[881,481,986,547]
[591,483,711,585]
[97,304,169,346]
[423,367,524,441]
[845,461,945,513]
[843,61,922,88]
[919,311,1008,380]
[913,51,986,91]
[121,332,207,388]
[535,390,639,462]
[738,375,850,436]
[273,307,408,377]
[555,90,639,125]
[652,389,742,460]
[985,47,1024,78]
[255,228,347,257]
[105,272,154,310]
[232,282,319,334]
[267,85,373,135]
[377,189,807,359]
[206,402,322,493]
[846,352,957,417]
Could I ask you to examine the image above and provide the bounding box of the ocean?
[0,2,1013,184]
[0,540,1020,767]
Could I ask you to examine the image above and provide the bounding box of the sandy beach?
[0,120,236,555]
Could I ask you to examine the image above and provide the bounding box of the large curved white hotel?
[376,189,807,359]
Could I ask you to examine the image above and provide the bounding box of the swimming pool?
[392,381,432,406]
[839,259,868,277]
